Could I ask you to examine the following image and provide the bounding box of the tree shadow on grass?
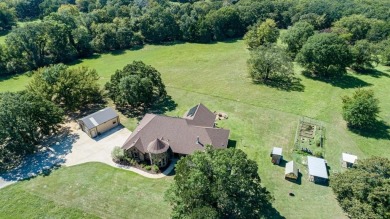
[262,189,286,219]
[263,76,305,92]
[0,126,78,182]
[227,139,237,148]
[349,120,390,140]
[254,76,305,92]
[117,95,177,119]
[302,70,372,89]
[352,68,390,78]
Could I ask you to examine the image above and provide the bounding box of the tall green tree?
[0,91,63,158]
[139,7,179,43]
[350,40,379,71]
[28,64,101,111]
[0,2,17,31]
[342,89,380,129]
[379,38,390,66]
[244,19,279,49]
[202,7,244,41]
[331,157,390,219]
[281,21,315,57]
[333,15,377,43]
[247,45,294,84]
[165,146,273,219]
[105,61,166,108]
[296,33,352,77]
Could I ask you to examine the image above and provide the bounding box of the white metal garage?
[78,107,120,138]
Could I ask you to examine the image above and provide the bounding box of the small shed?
[285,161,299,180]
[342,153,358,168]
[270,147,283,165]
[78,107,120,138]
[307,156,328,183]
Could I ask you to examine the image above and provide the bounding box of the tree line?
[1,0,390,75]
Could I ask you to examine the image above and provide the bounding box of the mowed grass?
[0,163,172,219]
[0,40,390,218]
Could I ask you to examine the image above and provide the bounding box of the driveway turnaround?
[0,122,175,189]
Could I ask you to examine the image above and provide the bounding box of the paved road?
[0,122,175,189]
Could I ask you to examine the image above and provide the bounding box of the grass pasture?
[0,163,172,219]
[0,40,390,218]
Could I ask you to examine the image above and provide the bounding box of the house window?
[132,151,139,159]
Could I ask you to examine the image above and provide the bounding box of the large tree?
[139,6,179,43]
[350,40,379,71]
[244,19,279,49]
[105,61,166,108]
[342,89,380,129]
[281,21,315,57]
[28,64,101,111]
[0,2,17,31]
[0,92,63,162]
[332,14,377,43]
[331,157,390,219]
[247,45,294,84]
[296,33,352,77]
[165,146,273,219]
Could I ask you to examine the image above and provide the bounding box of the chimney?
[196,136,200,144]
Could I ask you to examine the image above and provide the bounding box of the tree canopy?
[342,89,380,129]
[296,33,352,77]
[0,0,389,75]
[165,146,273,219]
[247,45,294,85]
[0,2,17,31]
[244,19,279,49]
[28,64,102,111]
[281,21,315,57]
[350,40,379,71]
[105,61,166,109]
[331,157,390,219]
[0,91,63,170]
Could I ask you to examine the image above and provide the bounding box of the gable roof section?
[285,161,298,176]
[307,156,328,179]
[122,104,229,155]
[272,147,283,156]
[342,153,358,164]
[183,103,216,127]
[79,107,118,129]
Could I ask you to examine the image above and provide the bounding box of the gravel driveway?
[0,123,130,189]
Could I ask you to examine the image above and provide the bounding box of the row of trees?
[246,14,390,87]
[1,0,390,75]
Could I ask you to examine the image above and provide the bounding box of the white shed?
[342,153,358,168]
[270,147,283,165]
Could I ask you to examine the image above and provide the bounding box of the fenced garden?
[293,117,325,164]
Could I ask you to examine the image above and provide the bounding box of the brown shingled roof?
[122,104,229,155]
[147,139,170,154]
[183,103,216,127]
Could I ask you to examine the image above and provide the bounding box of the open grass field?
[1,40,390,218]
[0,163,172,218]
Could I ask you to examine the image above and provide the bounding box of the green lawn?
[1,40,390,218]
[0,163,172,219]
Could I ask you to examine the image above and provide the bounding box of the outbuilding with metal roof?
[78,107,120,138]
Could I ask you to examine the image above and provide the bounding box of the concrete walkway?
[0,122,176,189]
